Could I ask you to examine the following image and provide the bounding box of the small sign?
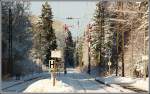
[142,55,148,61]
[108,61,112,66]
[49,60,55,68]
[51,50,62,58]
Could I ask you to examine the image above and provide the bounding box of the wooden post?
[53,63,55,86]
[49,60,56,86]
[53,59,57,86]
[109,65,111,75]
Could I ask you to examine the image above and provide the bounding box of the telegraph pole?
[87,25,91,74]
[65,17,80,68]
[64,24,68,74]
[8,8,13,76]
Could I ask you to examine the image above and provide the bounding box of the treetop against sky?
[30,1,97,38]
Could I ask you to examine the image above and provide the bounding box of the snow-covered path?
[2,68,136,93]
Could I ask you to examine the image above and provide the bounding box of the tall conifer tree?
[41,2,57,64]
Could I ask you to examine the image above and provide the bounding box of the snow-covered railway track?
[66,72,124,93]
[121,85,148,93]
[80,74,125,93]
[75,73,136,93]
[2,74,50,92]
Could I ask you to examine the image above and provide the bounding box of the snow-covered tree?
[91,1,105,65]
[91,1,114,72]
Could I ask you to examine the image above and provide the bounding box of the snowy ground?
[2,68,148,93]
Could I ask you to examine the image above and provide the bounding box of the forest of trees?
[1,0,148,80]
[2,1,32,77]
[2,1,75,78]
[86,0,148,77]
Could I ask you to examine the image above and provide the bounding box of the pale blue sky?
[30,1,98,38]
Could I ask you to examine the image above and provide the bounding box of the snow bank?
[95,75,149,91]
[95,75,136,85]
[23,79,74,93]
[130,78,149,91]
